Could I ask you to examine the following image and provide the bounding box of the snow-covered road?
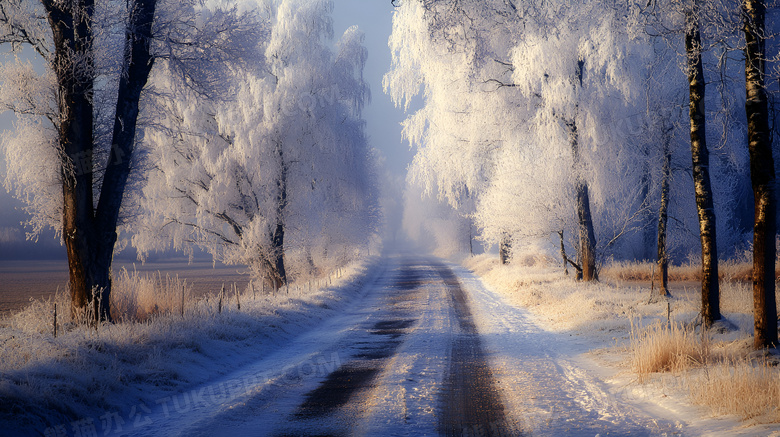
[121,254,680,436]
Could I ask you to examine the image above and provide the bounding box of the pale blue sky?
[331,0,412,176]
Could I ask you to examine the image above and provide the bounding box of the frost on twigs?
[133,0,380,283]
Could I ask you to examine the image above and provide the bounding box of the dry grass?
[465,254,704,334]
[629,306,780,423]
[111,268,192,322]
[630,321,707,383]
[466,252,780,425]
[0,258,374,433]
[600,259,779,283]
[689,359,780,421]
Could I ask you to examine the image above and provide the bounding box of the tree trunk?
[558,230,569,276]
[44,0,158,323]
[44,0,100,321]
[742,0,778,348]
[499,233,511,265]
[657,133,672,297]
[686,6,721,326]
[576,180,598,281]
[568,119,598,281]
[272,144,288,287]
[565,58,598,281]
[93,0,157,322]
[467,218,474,256]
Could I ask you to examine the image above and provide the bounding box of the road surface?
[123,254,678,436]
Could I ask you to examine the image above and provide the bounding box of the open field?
[0,259,249,315]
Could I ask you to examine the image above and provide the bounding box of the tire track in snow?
[449,262,682,436]
[434,263,523,437]
[274,261,427,436]
[123,256,541,436]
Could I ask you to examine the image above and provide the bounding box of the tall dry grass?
[630,316,780,422]
[600,259,778,283]
[688,359,780,421]
[0,258,375,434]
[630,321,707,383]
[467,252,780,425]
[110,268,191,322]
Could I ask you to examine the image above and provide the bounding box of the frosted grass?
[0,258,379,435]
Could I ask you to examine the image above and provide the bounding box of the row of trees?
[386,0,777,348]
[1,0,380,323]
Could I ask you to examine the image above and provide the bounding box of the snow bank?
[0,258,383,436]
[461,253,780,435]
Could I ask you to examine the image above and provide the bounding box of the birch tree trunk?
[657,134,672,297]
[742,0,778,348]
[686,6,720,326]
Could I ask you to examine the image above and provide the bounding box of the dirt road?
[124,254,679,437]
[124,255,520,436]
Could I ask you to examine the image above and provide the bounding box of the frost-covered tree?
[386,0,656,280]
[384,0,525,260]
[0,0,262,321]
[133,0,379,286]
[505,1,654,280]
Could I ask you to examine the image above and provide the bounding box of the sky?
[0,0,413,259]
[331,0,414,178]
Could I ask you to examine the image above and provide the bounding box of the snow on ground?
[4,251,780,436]
[461,253,780,436]
[0,258,384,436]
[453,259,680,435]
[120,254,454,436]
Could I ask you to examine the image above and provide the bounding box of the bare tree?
[685,1,721,326]
[741,0,777,349]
